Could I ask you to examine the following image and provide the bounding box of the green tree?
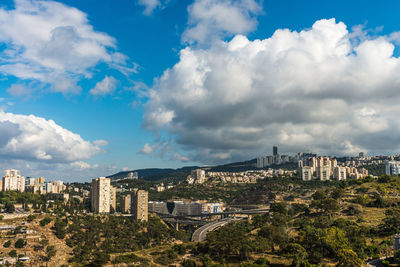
[281,243,307,267]
[331,188,345,200]
[336,248,363,267]
[312,190,327,200]
[5,202,15,213]
[382,207,400,235]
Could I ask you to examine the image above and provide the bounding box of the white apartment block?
[300,166,313,181]
[386,161,400,175]
[333,166,347,180]
[317,166,331,181]
[3,169,25,192]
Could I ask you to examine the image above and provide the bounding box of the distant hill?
[107,166,200,181]
[206,159,257,172]
[107,158,300,182]
[107,159,261,182]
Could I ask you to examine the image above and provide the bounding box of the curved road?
[192,218,237,242]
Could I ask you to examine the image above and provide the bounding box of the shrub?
[8,249,17,257]
[39,217,52,227]
[14,239,26,248]
[3,240,11,248]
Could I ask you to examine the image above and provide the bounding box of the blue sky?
[2,0,400,181]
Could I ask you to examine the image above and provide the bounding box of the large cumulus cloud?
[0,111,105,163]
[144,19,400,163]
[0,0,135,94]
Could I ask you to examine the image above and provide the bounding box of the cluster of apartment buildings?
[186,168,295,185]
[299,156,369,181]
[91,177,148,221]
[256,146,300,168]
[25,178,66,194]
[1,169,66,194]
[148,201,224,216]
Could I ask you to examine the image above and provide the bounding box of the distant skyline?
[2,0,400,181]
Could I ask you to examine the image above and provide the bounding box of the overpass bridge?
[150,208,269,230]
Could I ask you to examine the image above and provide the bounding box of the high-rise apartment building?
[120,194,131,213]
[131,189,148,221]
[3,169,25,192]
[300,166,313,181]
[273,146,278,156]
[110,186,117,212]
[333,166,347,180]
[386,161,400,175]
[91,177,112,213]
[316,166,331,181]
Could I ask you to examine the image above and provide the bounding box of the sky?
[2,0,400,181]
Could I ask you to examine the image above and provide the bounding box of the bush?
[112,253,146,264]
[8,249,17,257]
[3,240,11,248]
[14,239,26,248]
[182,259,197,267]
[39,217,52,227]
[27,214,37,222]
[5,202,15,213]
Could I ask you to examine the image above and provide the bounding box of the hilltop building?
[125,172,138,180]
[299,156,366,181]
[186,169,206,184]
[257,146,297,168]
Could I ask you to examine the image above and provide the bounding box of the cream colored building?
[333,166,347,180]
[317,166,331,181]
[91,177,112,213]
[300,166,313,181]
[3,169,25,192]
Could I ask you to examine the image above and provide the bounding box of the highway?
[191,218,238,242]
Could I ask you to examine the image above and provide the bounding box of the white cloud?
[70,161,92,170]
[0,111,104,163]
[0,0,135,94]
[144,18,400,164]
[183,0,262,45]
[89,76,117,96]
[7,84,31,97]
[139,143,154,155]
[137,0,164,15]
